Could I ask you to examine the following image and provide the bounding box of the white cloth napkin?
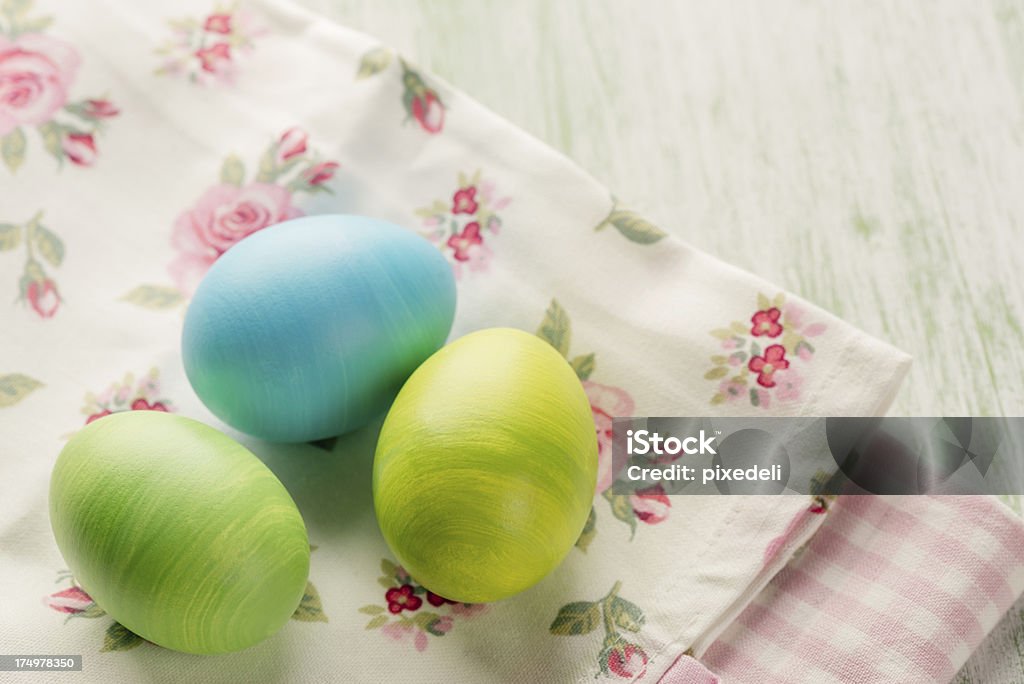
[0,0,910,681]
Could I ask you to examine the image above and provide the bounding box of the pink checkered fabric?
[679,496,1024,683]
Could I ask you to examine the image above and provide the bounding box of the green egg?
[373,327,598,603]
[49,411,309,654]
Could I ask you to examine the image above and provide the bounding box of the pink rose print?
[361,558,488,652]
[156,5,263,85]
[120,130,338,304]
[0,33,78,134]
[4,211,65,319]
[707,293,827,408]
[62,131,95,166]
[301,161,339,187]
[82,99,118,119]
[551,581,648,678]
[81,368,175,425]
[276,127,307,163]
[417,170,510,279]
[411,90,443,133]
[46,586,93,614]
[48,566,328,651]
[751,307,783,337]
[400,60,444,133]
[170,182,300,293]
[630,484,670,525]
[749,344,789,388]
[25,277,59,317]
[0,5,119,172]
[583,380,636,494]
[45,572,147,651]
[534,299,657,542]
[355,49,446,134]
[452,186,478,214]
[608,642,649,678]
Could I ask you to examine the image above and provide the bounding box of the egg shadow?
[454,553,593,681]
[101,618,291,684]
[237,415,385,542]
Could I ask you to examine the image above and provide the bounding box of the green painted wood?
[298,0,1024,677]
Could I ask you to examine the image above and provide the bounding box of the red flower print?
[583,381,635,493]
[26,278,60,317]
[276,127,307,163]
[748,344,789,388]
[751,307,783,337]
[608,642,648,678]
[85,409,112,424]
[446,222,483,261]
[0,34,80,136]
[629,485,671,524]
[426,591,456,607]
[46,586,93,614]
[195,43,231,73]
[452,186,478,215]
[411,90,444,134]
[204,13,233,34]
[301,161,339,187]
[169,182,301,294]
[62,132,96,166]
[83,99,119,119]
[385,584,422,614]
[131,399,169,412]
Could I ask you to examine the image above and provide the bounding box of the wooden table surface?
[298,1,1024,680]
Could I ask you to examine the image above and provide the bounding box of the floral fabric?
[0,0,912,682]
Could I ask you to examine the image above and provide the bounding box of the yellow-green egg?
[49,411,309,654]
[372,327,598,603]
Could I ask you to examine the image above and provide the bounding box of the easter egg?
[373,328,598,603]
[182,214,456,442]
[49,411,309,654]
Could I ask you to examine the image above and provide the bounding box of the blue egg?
[182,215,456,442]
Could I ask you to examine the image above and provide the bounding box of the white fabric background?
[1,0,911,681]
